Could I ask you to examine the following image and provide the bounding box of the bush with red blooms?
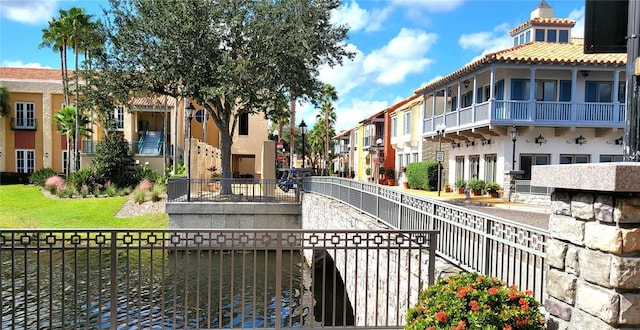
[405,272,545,330]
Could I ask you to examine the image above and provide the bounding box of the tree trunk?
[219,128,234,195]
[289,97,296,168]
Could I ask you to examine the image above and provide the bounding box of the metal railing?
[168,178,300,203]
[304,177,549,302]
[1,229,437,329]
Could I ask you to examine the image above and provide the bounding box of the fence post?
[275,232,283,329]
[110,231,118,328]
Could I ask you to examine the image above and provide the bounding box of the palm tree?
[0,85,9,117]
[54,106,93,176]
[316,84,338,169]
[40,14,70,105]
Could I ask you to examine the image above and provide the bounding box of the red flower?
[508,290,518,300]
[525,290,533,295]
[488,287,499,295]
[454,320,467,330]
[519,298,528,306]
[457,290,467,298]
[435,311,448,323]
[503,326,513,330]
[521,303,530,311]
[469,300,481,311]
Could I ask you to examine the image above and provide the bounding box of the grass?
[0,184,168,229]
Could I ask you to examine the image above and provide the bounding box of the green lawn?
[0,184,168,228]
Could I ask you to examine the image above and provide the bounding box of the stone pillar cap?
[531,163,640,192]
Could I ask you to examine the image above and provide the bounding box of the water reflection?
[2,249,314,329]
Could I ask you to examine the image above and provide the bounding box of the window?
[535,29,545,41]
[462,91,473,107]
[538,80,557,101]
[547,29,557,42]
[585,81,612,102]
[16,150,35,173]
[455,156,465,182]
[15,102,36,128]
[403,111,411,135]
[513,37,518,47]
[519,154,550,180]
[560,154,590,164]
[618,82,626,102]
[495,80,504,100]
[412,153,419,163]
[469,155,480,180]
[600,155,623,162]
[525,31,531,43]
[239,112,249,135]
[110,106,125,130]
[391,116,397,138]
[450,96,458,111]
[559,30,569,43]
[511,79,530,101]
[559,80,572,102]
[484,154,497,183]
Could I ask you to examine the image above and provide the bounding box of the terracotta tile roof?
[129,95,177,107]
[415,39,626,95]
[509,17,576,35]
[0,67,64,81]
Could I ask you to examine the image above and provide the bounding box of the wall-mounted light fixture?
[575,135,587,145]
[581,70,590,78]
[44,152,49,158]
[447,87,452,95]
[463,79,470,89]
[481,137,491,145]
[615,136,624,145]
[451,142,460,149]
[534,134,547,145]
[466,140,474,147]
[197,145,201,154]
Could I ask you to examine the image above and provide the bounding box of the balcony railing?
[423,99,625,134]
[168,178,300,203]
[10,118,37,130]
[304,177,549,302]
[1,229,437,329]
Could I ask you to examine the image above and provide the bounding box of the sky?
[0,0,587,131]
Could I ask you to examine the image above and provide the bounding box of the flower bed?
[405,272,544,330]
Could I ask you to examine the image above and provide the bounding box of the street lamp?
[435,123,446,196]
[185,102,195,202]
[299,120,307,168]
[510,125,518,170]
[509,125,518,202]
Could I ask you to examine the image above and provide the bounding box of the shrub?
[405,272,544,330]
[57,187,76,198]
[93,135,138,188]
[68,167,97,192]
[386,167,396,179]
[45,176,66,192]
[29,168,58,186]
[104,183,117,197]
[151,184,165,202]
[137,165,160,183]
[455,179,467,189]
[485,182,501,193]
[138,179,153,191]
[406,162,439,190]
[469,179,485,191]
[80,184,89,198]
[133,191,146,204]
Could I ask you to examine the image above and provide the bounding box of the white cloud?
[334,98,390,131]
[363,28,437,85]
[1,60,51,68]
[331,0,370,32]
[318,44,367,97]
[568,6,585,38]
[458,23,511,53]
[391,0,465,13]
[0,0,58,25]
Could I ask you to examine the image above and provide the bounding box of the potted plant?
[405,272,544,330]
[378,165,386,184]
[444,182,452,193]
[485,182,501,198]
[385,167,396,186]
[468,179,485,196]
[455,179,466,194]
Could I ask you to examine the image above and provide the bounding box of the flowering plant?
[405,272,544,330]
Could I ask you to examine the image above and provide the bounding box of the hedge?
[406,162,439,191]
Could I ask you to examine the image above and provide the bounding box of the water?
[2,249,315,329]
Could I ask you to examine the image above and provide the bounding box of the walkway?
[395,187,551,229]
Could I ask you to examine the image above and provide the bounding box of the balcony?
[423,100,625,135]
[10,118,37,130]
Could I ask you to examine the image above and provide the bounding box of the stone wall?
[532,163,640,330]
[301,193,462,327]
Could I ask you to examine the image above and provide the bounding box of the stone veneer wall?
[532,163,640,330]
[301,193,462,327]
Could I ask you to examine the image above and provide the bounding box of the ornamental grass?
[405,272,545,330]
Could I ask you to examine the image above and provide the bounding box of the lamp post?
[509,125,519,202]
[185,102,195,202]
[435,123,446,196]
[299,120,307,168]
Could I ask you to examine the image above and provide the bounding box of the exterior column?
[532,163,640,330]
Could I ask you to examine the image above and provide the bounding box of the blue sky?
[0,0,587,131]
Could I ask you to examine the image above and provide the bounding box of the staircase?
[139,131,163,155]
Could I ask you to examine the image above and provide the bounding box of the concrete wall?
[167,202,301,229]
[301,193,462,327]
[532,163,640,330]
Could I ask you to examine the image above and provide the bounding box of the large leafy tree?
[0,85,9,117]
[92,0,352,192]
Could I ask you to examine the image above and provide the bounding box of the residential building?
[0,67,268,180]
[333,128,352,177]
[388,93,426,177]
[359,110,395,183]
[416,0,626,195]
